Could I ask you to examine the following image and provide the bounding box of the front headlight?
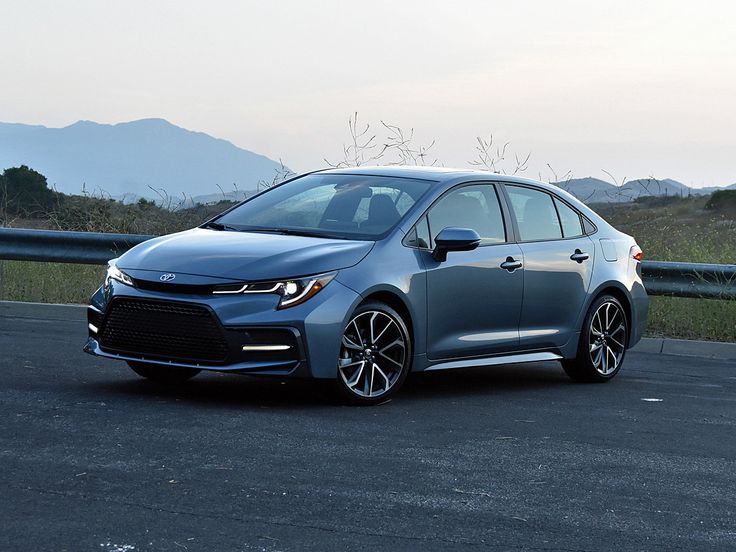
[106,260,133,287]
[212,272,336,309]
[278,273,336,309]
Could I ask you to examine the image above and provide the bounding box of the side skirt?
[424,351,563,372]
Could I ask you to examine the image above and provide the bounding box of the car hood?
[116,228,374,281]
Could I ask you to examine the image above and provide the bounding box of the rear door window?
[506,185,562,241]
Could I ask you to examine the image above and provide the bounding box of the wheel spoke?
[590,341,603,353]
[342,335,362,351]
[600,345,608,373]
[606,345,617,372]
[609,335,625,348]
[379,352,403,368]
[374,363,390,388]
[591,311,603,336]
[380,337,404,354]
[372,318,393,346]
[592,347,603,368]
[369,313,379,345]
[606,310,621,332]
[345,361,365,387]
[351,319,365,348]
[366,363,374,396]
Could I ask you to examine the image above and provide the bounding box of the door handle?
[570,249,589,263]
[500,257,523,272]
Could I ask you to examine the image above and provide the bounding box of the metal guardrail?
[0,227,152,265]
[641,261,735,300]
[0,227,734,299]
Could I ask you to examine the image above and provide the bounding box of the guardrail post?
[0,259,4,300]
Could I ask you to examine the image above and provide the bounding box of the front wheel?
[562,294,629,383]
[127,361,201,384]
[333,302,412,405]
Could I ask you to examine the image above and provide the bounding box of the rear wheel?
[562,294,628,383]
[127,361,201,384]
[333,302,412,405]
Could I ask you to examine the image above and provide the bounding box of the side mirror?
[432,227,481,262]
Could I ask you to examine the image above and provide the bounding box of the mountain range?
[0,118,733,205]
[554,177,735,204]
[0,119,284,201]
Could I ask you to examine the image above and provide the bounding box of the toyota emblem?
[159,273,176,282]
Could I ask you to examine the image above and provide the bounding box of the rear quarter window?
[554,197,584,238]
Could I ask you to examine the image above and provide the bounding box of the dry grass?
[1,260,104,304]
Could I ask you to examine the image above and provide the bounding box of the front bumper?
[84,276,361,378]
[83,336,307,376]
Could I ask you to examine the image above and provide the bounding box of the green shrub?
[705,190,736,214]
[0,165,58,220]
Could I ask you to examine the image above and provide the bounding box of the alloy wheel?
[338,310,407,398]
[589,301,626,376]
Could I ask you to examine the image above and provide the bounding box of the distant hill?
[0,119,287,199]
[620,178,690,199]
[553,177,618,203]
[555,176,729,204]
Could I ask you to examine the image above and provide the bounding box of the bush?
[705,190,736,214]
[0,165,58,220]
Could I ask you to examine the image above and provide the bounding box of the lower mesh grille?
[100,298,228,363]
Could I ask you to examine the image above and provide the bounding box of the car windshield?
[215,173,434,240]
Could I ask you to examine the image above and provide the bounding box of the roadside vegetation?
[1,128,734,341]
[0,165,237,306]
[595,194,736,342]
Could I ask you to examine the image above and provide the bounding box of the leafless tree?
[325,112,388,168]
[325,112,437,168]
[469,134,530,175]
[381,122,437,166]
[257,160,295,191]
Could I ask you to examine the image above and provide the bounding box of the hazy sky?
[1,0,735,186]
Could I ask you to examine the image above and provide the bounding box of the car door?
[503,184,595,350]
[421,183,524,360]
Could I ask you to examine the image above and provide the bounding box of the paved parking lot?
[1,313,735,551]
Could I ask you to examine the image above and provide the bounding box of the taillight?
[631,245,643,262]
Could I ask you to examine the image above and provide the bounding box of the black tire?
[562,294,629,383]
[127,361,201,384]
[332,301,412,406]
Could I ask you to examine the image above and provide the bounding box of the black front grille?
[100,298,228,363]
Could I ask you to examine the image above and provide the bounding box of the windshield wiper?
[242,227,331,238]
[201,221,238,231]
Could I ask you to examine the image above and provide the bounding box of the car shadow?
[86,360,573,409]
[403,361,571,399]
[88,371,333,410]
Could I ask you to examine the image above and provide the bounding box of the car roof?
[320,165,471,181]
[320,165,548,187]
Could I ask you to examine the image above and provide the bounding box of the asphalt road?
[1,313,735,552]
